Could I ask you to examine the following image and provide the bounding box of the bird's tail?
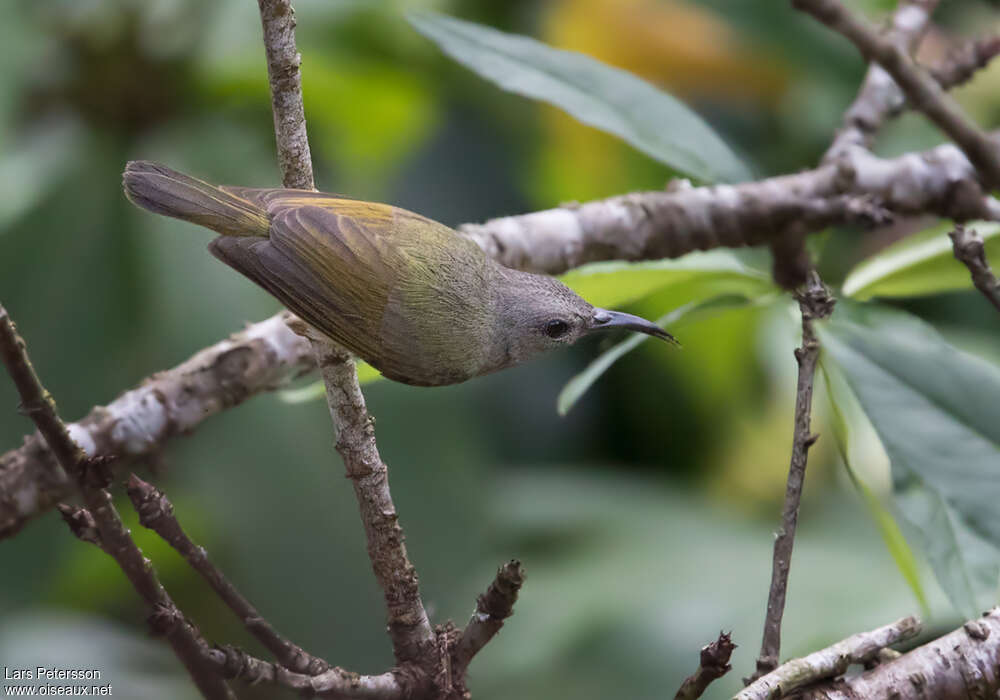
[123,161,270,237]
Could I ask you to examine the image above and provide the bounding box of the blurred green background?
[2,0,999,698]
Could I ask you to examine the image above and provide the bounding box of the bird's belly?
[375,301,488,386]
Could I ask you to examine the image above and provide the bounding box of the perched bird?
[123,161,675,386]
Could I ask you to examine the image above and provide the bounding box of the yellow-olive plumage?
[123,161,674,386]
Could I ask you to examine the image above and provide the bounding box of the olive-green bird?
[123,161,675,386]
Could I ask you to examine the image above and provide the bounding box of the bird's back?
[210,189,498,385]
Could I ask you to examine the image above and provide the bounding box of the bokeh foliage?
[2,1,1000,699]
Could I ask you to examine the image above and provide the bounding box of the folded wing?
[209,204,396,364]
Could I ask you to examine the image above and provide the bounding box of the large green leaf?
[408,12,750,184]
[819,361,928,614]
[893,482,999,619]
[820,304,1000,616]
[842,221,1000,300]
[556,251,776,414]
[560,249,771,309]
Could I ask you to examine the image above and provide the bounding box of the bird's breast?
[372,257,497,386]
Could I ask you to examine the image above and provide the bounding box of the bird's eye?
[544,319,570,339]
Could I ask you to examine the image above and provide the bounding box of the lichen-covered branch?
[795,0,1000,187]
[793,610,1000,699]
[673,632,736,700]
[461,140,1000,275]
[0,305,235,700]
[753,275,835,679]
[0,311,313,538]
[738,615,921,700]
[949,224,1000,313]
[127,474,330,676]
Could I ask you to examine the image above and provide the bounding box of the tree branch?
[794,0,1000,187]
[793,609,1000,699]
[0,305,235,700]
[310,339,436,669]
[0,311,313,537]
[927,36,1000,97]
[823,0,939,163]
[460,140,1000,275]
[452,560,526,677]
[739,615,921,700]
[949,224,1000,313]
[673,631,736,700]
[126,474,330,675]
[256,0,439,683]
[4,134,1000,538]
[753,274,836,679]
[257,0,314,191]
[205,645,402,699]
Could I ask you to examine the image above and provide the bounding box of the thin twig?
[311,339,436,668]
[673,632,736,700]
[206,645,402,699]
[738,616,920,700]
[823,0,939,163]
[926,36,1000,99]
[752,274,835,680]
[0,305,235,700]
[794,0,1000,187]
[459,139,1000,274]
[452,560,526,676]
[795,610,1000,699]
[0,312,314,538]
[257,0,314,191]
[255,0,439,680]
[949,224,1000,313]
[126,474,330,675]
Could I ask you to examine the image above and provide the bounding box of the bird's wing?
[220,186,360,212]
[209,204,396,363]
[212,193,496,385]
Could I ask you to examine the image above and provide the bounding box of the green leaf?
[820,303,1000,616]
[557,251,777,414]
[842,221,1000,300]
[557,295,754,416]
[560,249,772,309]
[893,483,999,619]
[408,12,750,184]
[819,360,928,614]
[279,361,382,404]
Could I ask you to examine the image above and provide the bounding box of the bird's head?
[488,270,677,372]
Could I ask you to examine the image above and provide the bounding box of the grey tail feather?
[122,160,270,237]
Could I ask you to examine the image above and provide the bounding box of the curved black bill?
[590,309,680,346]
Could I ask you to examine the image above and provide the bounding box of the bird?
[123,160,676,386]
